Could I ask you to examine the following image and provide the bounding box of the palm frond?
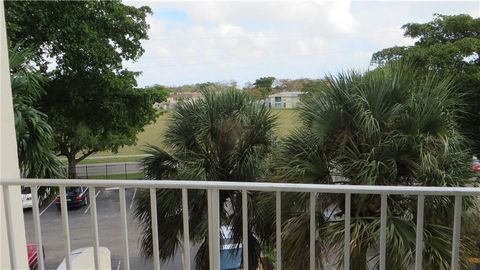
[135,89,277,269]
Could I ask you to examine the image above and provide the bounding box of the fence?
[76,162,144,179]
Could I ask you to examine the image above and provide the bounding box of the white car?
[56,247,111,270]
[21,186,33,209]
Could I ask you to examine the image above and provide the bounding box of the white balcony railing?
[1,178,479,270]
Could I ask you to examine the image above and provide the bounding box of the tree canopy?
[372,14,480,153]
[134,90,277,269]
[5,1,166,178]
[253,76,276,98]
[10,46,65,179]
[271,63,477,269]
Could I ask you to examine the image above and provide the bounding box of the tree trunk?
[67,154,78,179]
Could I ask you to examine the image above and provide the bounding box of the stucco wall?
[1,1,29,268]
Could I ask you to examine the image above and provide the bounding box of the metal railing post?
[119,188,130,270]
[31,186,45,270]
[89,187,100,270]
[276,191,282,270]
[379,194,388,270]
[207,189,220,270]
[150,188,160,270]
[414,195,425,270]
[242,189,249,269]
[344,192,351,270]
[60,186,72,270]
[309,192,316,270]
[182,188,191,270]
[451,195,462,270]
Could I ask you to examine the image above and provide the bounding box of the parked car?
[22,186,33,209]
[220,226,243,270]
[22,186,54,209]
[27,243,44,270]
[472,156,480,175]
[56,247,111,270]
[55,187,89,210]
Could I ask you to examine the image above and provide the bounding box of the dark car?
[55,187,89,210]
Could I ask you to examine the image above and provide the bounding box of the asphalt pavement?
[23,188,197,270]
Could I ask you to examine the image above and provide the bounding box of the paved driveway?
[23,188,197,270]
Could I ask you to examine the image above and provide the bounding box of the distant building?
[155,91,202,110]
[266,91,303,109]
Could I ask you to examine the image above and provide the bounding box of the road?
[76,162,143,177]
[23,188,197,270]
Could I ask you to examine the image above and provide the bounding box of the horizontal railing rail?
[2,178,480,195]
[2,178,479,270]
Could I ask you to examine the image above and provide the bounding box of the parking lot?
[23,188,197,270]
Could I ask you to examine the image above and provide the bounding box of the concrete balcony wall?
[0,2,29,268]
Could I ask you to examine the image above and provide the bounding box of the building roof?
[268,91,303,98]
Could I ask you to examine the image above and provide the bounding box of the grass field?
[85,109,299,163]
[89,172,144,180]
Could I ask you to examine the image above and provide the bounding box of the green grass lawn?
[79,155,147,164]
[273,109,299,137]
[87,109,299,162]
[89,172,144,180]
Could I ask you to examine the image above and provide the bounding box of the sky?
[124,0,480,88]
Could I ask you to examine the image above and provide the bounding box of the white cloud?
[324,0,358,33]
[367,27,417,47]
[124,0,479,87]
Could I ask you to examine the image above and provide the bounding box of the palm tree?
[269,63,478,269]
[134,90,277,269]
[10,46,65,179]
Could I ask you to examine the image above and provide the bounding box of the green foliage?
[5,1,163,178]
[165,80,238,93]
[10,46,65,179]
[372,14,480,154]
[254,76,276,90]
[134,90,277,269]
[253,76,276,98]
[300,79,327,101]
[143,85,171,103]
[271,63,477,269]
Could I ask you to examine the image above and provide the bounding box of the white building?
[155,91,202,110]
[266,91,303,109]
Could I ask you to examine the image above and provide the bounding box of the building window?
[274,103,282,108]
[283,103,286,108]
[275,97,281,102]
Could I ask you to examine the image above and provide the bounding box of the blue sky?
[125,1,479,88]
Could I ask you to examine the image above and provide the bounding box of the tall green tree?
[10,46,65,179]
[254,76,276,98]
[269,63,477,269]
[5,1,165,178]
[371,14,480,154]
[134,90,277,269]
